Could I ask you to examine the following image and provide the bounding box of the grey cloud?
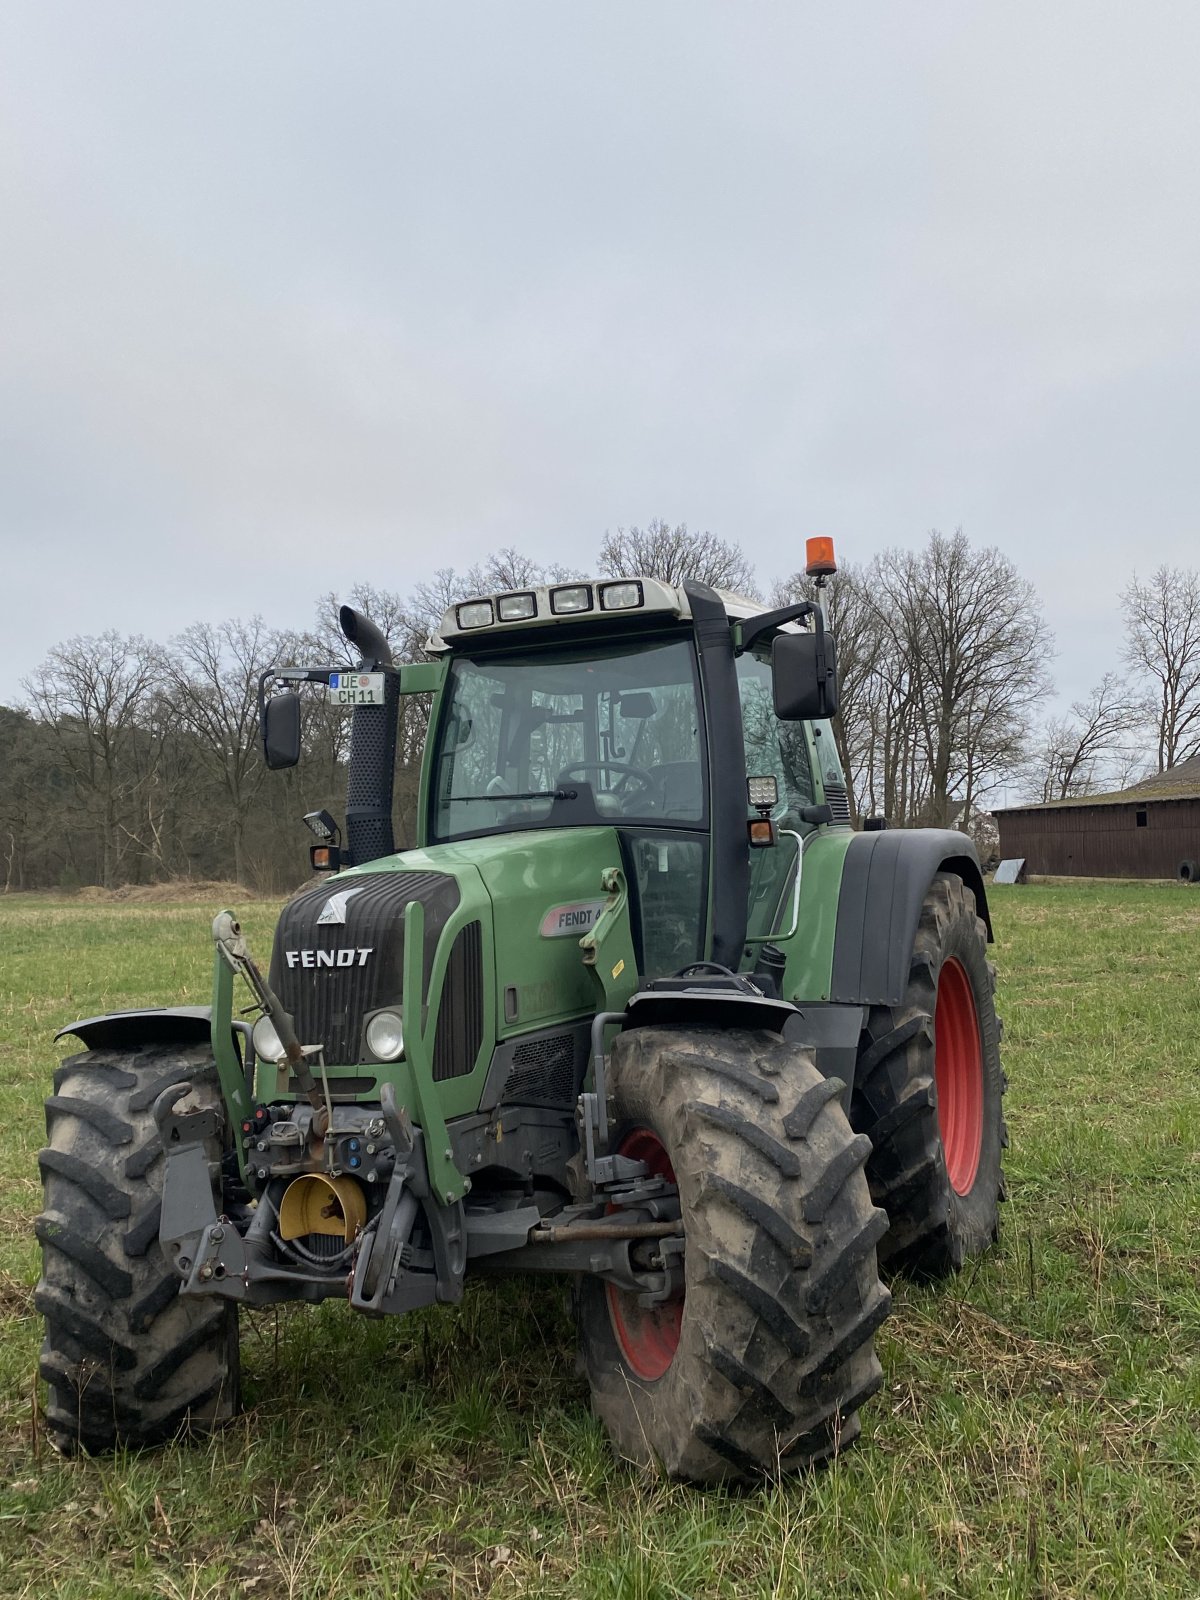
[1,2,1197,713]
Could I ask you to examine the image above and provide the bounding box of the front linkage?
[157,909,684,1321]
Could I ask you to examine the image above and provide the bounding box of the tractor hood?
[269,827,633,1076]
[270,869,462,1066]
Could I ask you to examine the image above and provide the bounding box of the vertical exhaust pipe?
[340,605,399,866]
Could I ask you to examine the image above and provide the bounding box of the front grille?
[271,870,460,1064]
[824,783,852,826]
[502,1030,580,1105]
[432,921,485,1080]
[300,1232,345,1261]
[285,1073,376,1099]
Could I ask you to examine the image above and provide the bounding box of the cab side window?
[736,652,816,823]
[737,649,817,945]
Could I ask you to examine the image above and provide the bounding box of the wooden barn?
[994,755,1200,881]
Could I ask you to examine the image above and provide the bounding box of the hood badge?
[540,898,608,938]
[317,888,361,926]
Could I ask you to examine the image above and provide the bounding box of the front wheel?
[851,871,1007,1278]
[578,1026,891,1483]
[36,1042,240,1454]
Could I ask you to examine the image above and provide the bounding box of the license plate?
[326,672,385,706]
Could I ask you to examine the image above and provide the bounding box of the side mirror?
[772,630,839,721]
[617,691,657,719]
[261,691,301,769]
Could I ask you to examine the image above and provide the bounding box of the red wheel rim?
[605,1128,683,1381]
[934,958,984,1196]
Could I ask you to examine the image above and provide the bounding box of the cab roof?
[431,576,805,651]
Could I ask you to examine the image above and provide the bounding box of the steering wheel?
[557,761,657,798]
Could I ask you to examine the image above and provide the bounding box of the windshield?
[431,636,705,840]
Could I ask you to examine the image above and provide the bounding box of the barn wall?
[996,798,1200,878]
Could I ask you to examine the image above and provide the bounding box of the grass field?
[0,882,1198,1598]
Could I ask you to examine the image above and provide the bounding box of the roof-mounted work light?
[456,600,494,629]
[599,581,643,611]
[550,584,593,615]
[497,592,537,621]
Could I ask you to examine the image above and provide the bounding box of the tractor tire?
[851,871,1007,1280]
[578,1026,891,1483]
[36,1042,240,1455]
[1178,859,1199,884]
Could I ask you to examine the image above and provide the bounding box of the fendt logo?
[284,948,373,969]
[316,888,361,926]
[539,899,607,938]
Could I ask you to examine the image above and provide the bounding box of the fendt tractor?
[36,540,1006,1482]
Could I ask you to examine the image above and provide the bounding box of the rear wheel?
[851,872,1007,1279]
[36,1042,240,1454]
[578,1026,891,1483]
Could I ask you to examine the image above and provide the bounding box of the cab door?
[735,650,820,944]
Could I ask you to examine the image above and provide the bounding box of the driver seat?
[649,761,703,819]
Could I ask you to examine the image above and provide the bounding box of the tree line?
[3,521,1196,893]
[779,547,1200,823]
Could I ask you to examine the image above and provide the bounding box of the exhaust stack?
[340,606,399,865]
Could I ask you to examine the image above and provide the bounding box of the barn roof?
[995,753,1200,814]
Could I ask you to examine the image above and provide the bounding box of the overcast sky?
[2,3,1197,714]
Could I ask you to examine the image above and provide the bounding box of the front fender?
[56,1006,252,1085]
[830,829,992,1007]
[57,1003,255,1181]
[55,1007,222,1050]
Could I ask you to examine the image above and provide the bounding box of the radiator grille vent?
[271,870,459,1064]
[432,921,485,1081]
[285,1074,376,1100]
[824,783,852,826]
[299,1232,345,1261]
[503,1031,579,1105]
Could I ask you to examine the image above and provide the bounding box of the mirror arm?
[739,600,819,654]
[256,665,338,736]
[256,667,276,735]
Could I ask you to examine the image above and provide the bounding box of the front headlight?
[366,1010,405,1061]
[251,1014,285,1064]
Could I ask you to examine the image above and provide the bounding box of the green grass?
[1,882,1198,1598]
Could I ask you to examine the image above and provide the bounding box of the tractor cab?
[424,573,843,981]
[260,565,842,990]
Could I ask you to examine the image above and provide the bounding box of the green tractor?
[36,559,1006,1482]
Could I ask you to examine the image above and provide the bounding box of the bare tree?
[795,532,1054,829]
[0,707,54,891]
[1031,674,1146,801]
[164,618,286,886]
[887,533,1053,824]
[1121,566,1200,771]
[23,632,159,887]
[600,519,758,595]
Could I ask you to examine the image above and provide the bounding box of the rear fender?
[830,829,991,1008]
